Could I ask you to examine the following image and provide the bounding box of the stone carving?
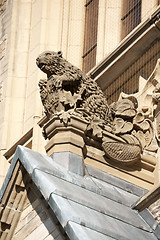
[149,199,160,224]
[104,97,154,164]
[36,51,155,165]
[119,58,160,153]
[36,51,112,125]
[152,83,160,143]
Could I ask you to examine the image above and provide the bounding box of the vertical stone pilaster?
[0,35,7,102]
[96,0,122,64]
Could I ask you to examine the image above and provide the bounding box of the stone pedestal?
[39,113,158,189]
[42,115,88,176]
[43,115,88,156]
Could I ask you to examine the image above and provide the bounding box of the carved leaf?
[133,120,150,131]
[114,118,125,134]
[112,99,136,118]
[141,121,150,131]
[132,130,146,149]
[155,114,160,142]
[145,138,158,152]
[122,134,140,146]
[144,130,153,147]
[121,122,133,134]
[58,111,72,124]
[133,112,144,124]
[59,90,82,108]
[116,109,136,118]
[114,118,133,134]
[92,124,103,138]
[87,119,103,138]
[132,119,154,150]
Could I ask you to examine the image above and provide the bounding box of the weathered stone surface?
[36,51,112,126]
[149,199,160,223]
[36,51,156,165]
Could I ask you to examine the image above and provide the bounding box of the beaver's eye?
[58,51,62,57]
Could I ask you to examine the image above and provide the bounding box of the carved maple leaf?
[87,119,103,138]
[58,109,74,125]
[59,90,82,108]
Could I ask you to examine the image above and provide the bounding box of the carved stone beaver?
[36,51,154,165]
[36,50,112,126]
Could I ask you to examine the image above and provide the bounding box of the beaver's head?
[36,51,63,77]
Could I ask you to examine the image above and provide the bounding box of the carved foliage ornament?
[36,51,155,165]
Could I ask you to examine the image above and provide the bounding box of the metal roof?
[0,146,160,240]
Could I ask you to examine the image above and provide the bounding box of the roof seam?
[33,167,134,207]
[66,219,118,240]
[49,191,153,234]
[85,165,147,197]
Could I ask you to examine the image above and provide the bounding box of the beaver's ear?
[57,51,62,58]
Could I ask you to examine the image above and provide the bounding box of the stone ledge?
[134,184,160,212]
[39,115,158,190]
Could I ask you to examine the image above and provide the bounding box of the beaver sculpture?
[36,51,112,124]
[36,51,153,165]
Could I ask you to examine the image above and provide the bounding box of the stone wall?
[0,0,160,189]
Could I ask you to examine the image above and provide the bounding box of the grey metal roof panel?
[66,222,114,240]
[49,194,157,240]
[140,209,160,240]
[32,167,140,207]
[32,169,151,231]
[84,174,140,206]
[12,145,55,175]
[85,165,148,197]
[14,146,142,207]
[1,146,159,240]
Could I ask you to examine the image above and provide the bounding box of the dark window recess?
[82,0,99,73]
[121,0,141,39]
[105,39,160,104]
